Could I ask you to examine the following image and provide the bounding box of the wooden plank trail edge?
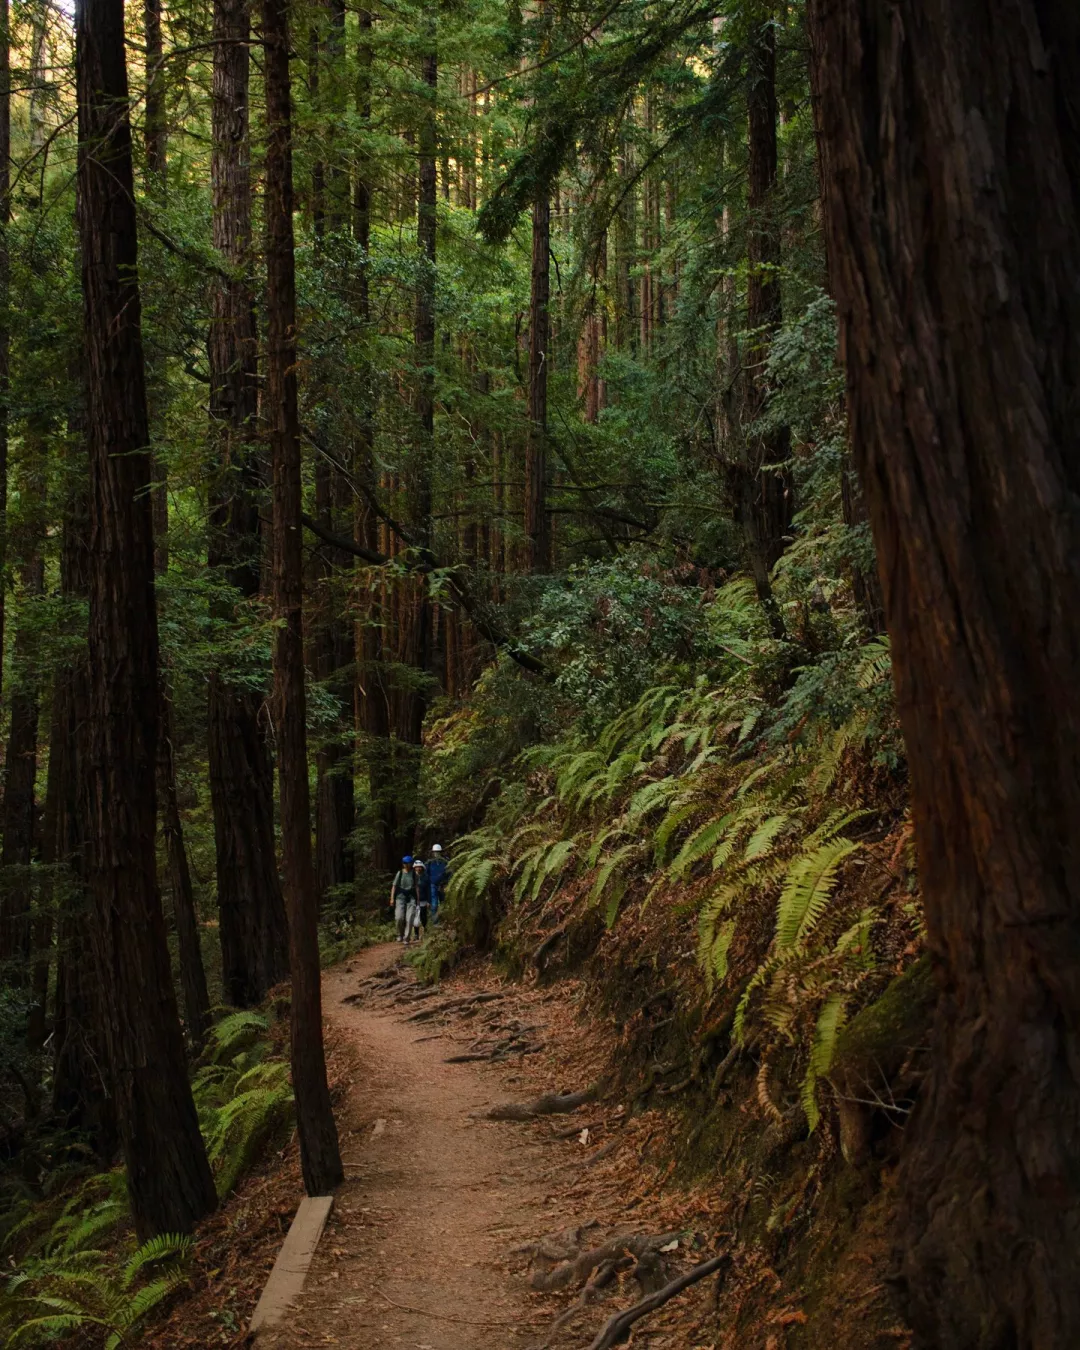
[250,1195,335,1336]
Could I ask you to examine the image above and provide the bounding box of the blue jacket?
[427,857,449,897]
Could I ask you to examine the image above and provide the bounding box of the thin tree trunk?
[351,7,394,876]
[263,0,343,1195]
[158,699,210,1047]
[525,190,550,571]
[75,0,215,1238]
[0,557,42,973]
[809,2,1080,1346]
[208,0,289,1006]
[143,0,166,183]
[733,10,791,630]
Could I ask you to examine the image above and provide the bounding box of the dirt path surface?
[256,944,559,1349]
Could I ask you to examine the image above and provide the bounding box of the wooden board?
[249,1194,334,1336]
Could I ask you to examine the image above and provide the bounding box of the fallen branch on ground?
[482,1084,600,1121]
[585,1252,730,1350]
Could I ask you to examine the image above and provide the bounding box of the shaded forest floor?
[147,942,910,1350]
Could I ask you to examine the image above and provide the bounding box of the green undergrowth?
[430,573,925,1344]
[0,1006,294,1348]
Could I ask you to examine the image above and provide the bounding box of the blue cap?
[402,855,412,865]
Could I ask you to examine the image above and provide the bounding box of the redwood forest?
[0,0,1074,1346]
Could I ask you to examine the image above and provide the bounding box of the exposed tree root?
[585,1252,730,1350]
[481,1084,600,1121]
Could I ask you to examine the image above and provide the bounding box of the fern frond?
[776,840,860,951]
[120,1235,192,1290]
[668,813,735,879]
[742,813,794,862]
[801,992,849,1132]
[589,843,638,905]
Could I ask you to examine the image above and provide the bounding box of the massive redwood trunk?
[75,0,215,1236]
[208,0,289,1005]
[263,0,343,1195]
[808,1,1080,1345]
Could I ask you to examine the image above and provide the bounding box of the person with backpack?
[427,844,450,923]
[411,857,430,940]
[390,856,417,943]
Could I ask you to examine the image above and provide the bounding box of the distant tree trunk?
[143,0,166,182]
[263,0,344,1195]
[158,700,210,1047]
[525,190,551,571]
[733,10,791,629]
[75,0,216,1238]
[808,2,1080,1346]
[311,0,355,907]
[0,556,42,974]
[351,10,394,877]
[208,0,289,1006]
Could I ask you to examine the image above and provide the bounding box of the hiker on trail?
[427,844,450,923]
[390,856,417,943]
[410,858,430,941]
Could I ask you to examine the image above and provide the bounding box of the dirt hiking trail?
[256,943,590,1349]
[253,942,735,1350]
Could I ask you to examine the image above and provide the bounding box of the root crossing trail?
[256,944,556,1349]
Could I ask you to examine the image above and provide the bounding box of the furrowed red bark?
[808,1,1080,1345]
[75,0,215,1237]
[208,0,289,1006]
[263,0,343,1194]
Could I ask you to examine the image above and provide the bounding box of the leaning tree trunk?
[75,0,216,1238]
[807,2,1080,1346]
[208,0,289,1005]
[263,0,343,1196]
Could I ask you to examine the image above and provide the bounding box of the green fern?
[775,840,861,951]
[668,813,736,880]
[742,812,794,862]
[801,993,848,1131]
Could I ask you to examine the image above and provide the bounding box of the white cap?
[432,843,443,852]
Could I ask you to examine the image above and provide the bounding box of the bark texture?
[208,0,289,1006]
[75,0,215,1236]
[808,1,1080,1345]
[263,0,343,1195]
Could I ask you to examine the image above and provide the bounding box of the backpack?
[396,868,415,896]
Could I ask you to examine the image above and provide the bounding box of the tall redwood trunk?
[208,0,289,1005]
[808,1,1080,1345]
[525,191,550,571]
[76,0,216,1237]
[263,0,343,1195]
